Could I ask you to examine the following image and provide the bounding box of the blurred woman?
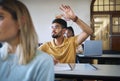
[0,0,54,81]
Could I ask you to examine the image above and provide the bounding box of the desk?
[55,63,120,80]
[77,54,120,64]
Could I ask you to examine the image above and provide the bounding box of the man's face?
[51,23,64,38]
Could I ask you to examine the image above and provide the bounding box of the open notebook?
[80,40,102,56]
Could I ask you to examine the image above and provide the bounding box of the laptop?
[79,40,102,56]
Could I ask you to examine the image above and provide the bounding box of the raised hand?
[59,4,76,21]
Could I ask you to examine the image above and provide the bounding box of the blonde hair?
[0,0,38,64]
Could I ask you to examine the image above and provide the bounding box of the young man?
[39,5,93,63]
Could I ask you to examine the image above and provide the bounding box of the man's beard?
[52,31,62,38]
[52,34,59,38]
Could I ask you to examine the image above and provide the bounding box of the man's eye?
[55,26,59,28]
[51,26,59,29]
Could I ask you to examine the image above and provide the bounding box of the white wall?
[20,0,92,43]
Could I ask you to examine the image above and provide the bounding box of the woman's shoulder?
[35,50,53,61]
[28,50,53,68]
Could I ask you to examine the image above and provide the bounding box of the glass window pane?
[110,0,114,4]
[99,6,103,11]
[119,26,120,32]
[113,18,118,25]
[110,5,114,11]
[99,0,103,5]
[116,0,120,4]
[113,26,118,32]
[104,0,109,5]
[94,0,98,5]
[104,6,109,11]
[94,23,101,27]
[116,5,120,11]
[94,6,98,11]
[119,18,120,23]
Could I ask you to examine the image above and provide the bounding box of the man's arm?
[75,17,93,45]
[59,5,93,45]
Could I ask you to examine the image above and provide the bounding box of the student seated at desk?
[38,5,93,64]
[39,4,93,81]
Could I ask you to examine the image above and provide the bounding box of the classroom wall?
[20,0,92,43]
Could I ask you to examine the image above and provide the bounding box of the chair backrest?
[83,40,103,56]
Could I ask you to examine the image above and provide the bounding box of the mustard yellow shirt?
[39,36,78,63]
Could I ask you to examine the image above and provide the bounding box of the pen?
[68,63,73,70]
[68,63,75,70]
[89,64,98,70]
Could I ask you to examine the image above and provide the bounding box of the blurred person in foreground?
[0,0,54,81]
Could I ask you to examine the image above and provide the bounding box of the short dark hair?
[52,18,67,28]
[67,26,75,36]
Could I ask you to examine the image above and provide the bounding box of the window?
[93,0,120,12]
